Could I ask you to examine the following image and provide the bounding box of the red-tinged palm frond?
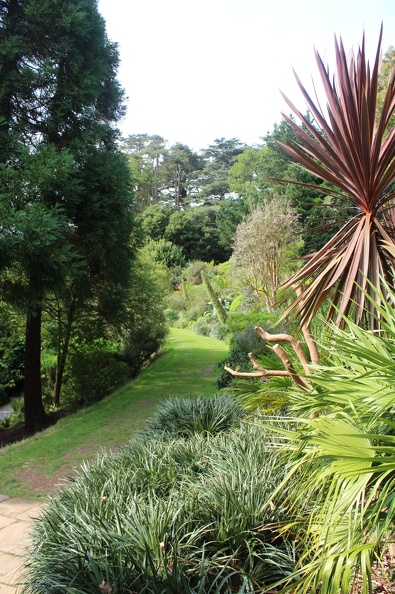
[278,27,395,329]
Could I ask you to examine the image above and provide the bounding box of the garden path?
[0,406,12,423]
[0,495,43,594]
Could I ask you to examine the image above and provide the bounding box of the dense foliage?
[11,23,395,594]
[252,283,395,593]
[232,197,300,310]
[0,0,135,431]
[22,399,295,594]
[143,395,245,438]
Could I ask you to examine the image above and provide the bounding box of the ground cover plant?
[0,329,228,498]
[0,0,136,434]
[21,403,295,594]
[143,394,245,438]
[20,299,395,593]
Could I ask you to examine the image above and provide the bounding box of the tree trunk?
[53,299,75,407]
[24,302,46,434]
[153,154,159,202]
[53,352,65,409]
[175,163,182,209]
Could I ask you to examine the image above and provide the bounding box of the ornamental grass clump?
[21,404,295,594]
[143,394,245,438]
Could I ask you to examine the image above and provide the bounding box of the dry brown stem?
[254,326,312,375]
[273,344,311,390]
[295,285,320,365]
[301,324,319,365]
[223,365,289,379]
[225,324,316,390]
[224,284,319,390]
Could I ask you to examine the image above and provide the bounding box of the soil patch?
[0,411,64,448]
[14,443,121,497]
[14,464,76,497]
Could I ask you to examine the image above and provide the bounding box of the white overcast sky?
[98,0,395,151]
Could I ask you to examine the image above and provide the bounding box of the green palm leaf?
[257,282,395,593]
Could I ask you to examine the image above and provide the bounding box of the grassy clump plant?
[143,394,245,438]
[21,399,295,593]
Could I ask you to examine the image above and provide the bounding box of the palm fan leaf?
[277,27,395,329]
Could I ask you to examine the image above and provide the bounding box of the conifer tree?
[0,0,134,432]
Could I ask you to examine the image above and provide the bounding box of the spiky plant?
[21,420,295,593]
[278,27,395,329]
[264,281,395,594]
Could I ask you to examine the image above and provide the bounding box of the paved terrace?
[0,495,43,594]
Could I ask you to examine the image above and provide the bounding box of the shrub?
[0,394,26,429]
[22,416,295,593]
[63,339,130,406]
[226,312,277,335]
[192,316,212,337]
[118,251,169,375]
[144,238,186,268]
[201,270,228,324]
[217,320,277,389]
[164,308,179,326]
[0,336,25,405]
[193,316,229,341]
[185,260,207,285]
[172,301,209,328]
[144,395,245,438]
[121,324,167,377]
[40,351,58,406]
[229,294,243,312]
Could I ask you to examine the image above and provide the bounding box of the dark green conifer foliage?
[0,0,134,432]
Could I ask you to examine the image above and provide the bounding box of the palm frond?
[262,282,395,593]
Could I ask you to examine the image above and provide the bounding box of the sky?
[97,0,395,151]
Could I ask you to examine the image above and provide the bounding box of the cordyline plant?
[277,27,395,330]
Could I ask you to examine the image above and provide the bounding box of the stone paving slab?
[0,497,43,594]
[10,507,43,524]
[0,517,15,530]
[0,524,30,556]
[0,498,41,519]
[0,552,23,579]
[0,584,16,594]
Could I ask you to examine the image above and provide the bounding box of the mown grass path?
[0,329,228,499]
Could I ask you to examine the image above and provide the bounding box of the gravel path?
[0,404,13,422]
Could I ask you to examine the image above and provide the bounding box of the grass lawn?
[0,328,228,499]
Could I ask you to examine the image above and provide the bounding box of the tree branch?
[272,344,311,390]
[254,326,312,375]
[301,324,320,365]
[224,365,289,378]
[295,285,320,364]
